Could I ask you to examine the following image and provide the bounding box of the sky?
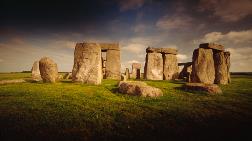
[0,0,252,72]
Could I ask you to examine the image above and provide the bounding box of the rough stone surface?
[100,43,120,51]
[125,68,130,79]
[121,74,127,81]
[213,50,229,84]
[183,83,222,94]
[39,57,58,83]
[144,53,163,80]
[118,81,163,97]
[31,61,42,81]
[163,54,179,80]
[105,49,121,80]
[224,51,231,83]
[72,43,102,85]
[199,43,224,51]
[146,47,177,55]
[191,48,215,84]
[179,62,192,82]
[131,63,141,79]
[63,72,72,79]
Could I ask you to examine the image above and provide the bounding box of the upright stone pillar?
[31,60,41,81]
[39,57,58,83]
[191,48,215,84]
[72,43,102,85]
[144,53,163,80]
[213,50,229,84]
[224,51,231,83]
[163,48,179,80]
[106,49,121,80]
[131,63,141,79]
[125,68,130,79]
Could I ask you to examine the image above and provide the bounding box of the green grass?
[0,73,252,141]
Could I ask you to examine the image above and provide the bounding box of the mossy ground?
[0,73,252,141]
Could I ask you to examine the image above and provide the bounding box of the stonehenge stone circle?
[144,47,178,80]
[31,60,42,81]
[72,43,102,85]
[39,57,58,83]
[191,43,231,85]
[131,63,141,79]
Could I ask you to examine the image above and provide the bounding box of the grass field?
[0,73,252,141]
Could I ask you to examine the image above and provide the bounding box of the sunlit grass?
[0,73,252,141]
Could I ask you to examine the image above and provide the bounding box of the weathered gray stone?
[100,43,120,51]
[178,62,192,82]
[105,49,121,80]
[191,48,215,84]
[131,63,141,79]
[224,51,231,83]
[31,61,42,81]
[146,47,177,55]
[72,43,102,85]
[39,57,58,83]
[163,54,179,80]
[183,83,222,94]
[121,74,127,81]
[199,43,224,51]
[144,53,163,80]
[213,50,229,84]
[118,81,163,97]
[125,68,130,79]
[63,72,72,79]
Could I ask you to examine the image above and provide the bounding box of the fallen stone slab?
[118,81,163,97]
[183,83,222,94]
[0,79,26,85]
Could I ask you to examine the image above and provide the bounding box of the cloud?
[133,24,147,33]
[156,14,193,30]
[199,29,252,43]
[177,54,188,62]
[0,59,3,62]
[226,47,252,72]
[118,0,145,11]
[122,43,146,54]
[198,0,252,22]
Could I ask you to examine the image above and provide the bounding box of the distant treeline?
[231,72,252,75]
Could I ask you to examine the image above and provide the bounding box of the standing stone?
[191,48,215,84]
[163,54,179,80]
[224,51,231,83]
[105,49,121,80]
[131,63,141,79]
[144,53,163,80]
[31,61,41,81]
[125,68,130,79]
[178,62,192,82]
[72,43,102,85]
[213,50,229,84]
[39,57,58,83]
